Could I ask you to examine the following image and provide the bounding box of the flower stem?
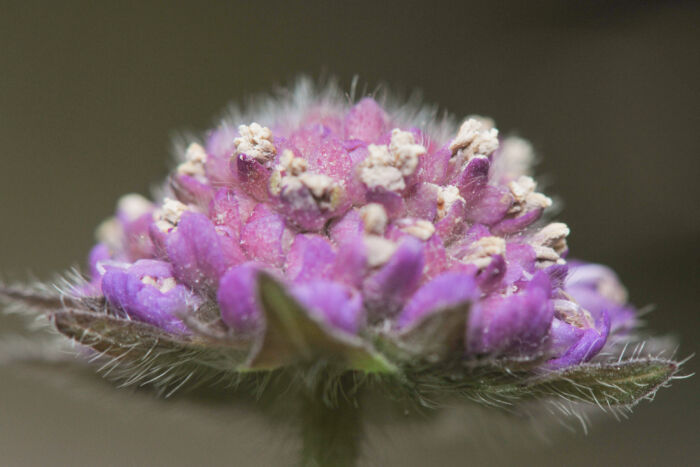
[299,379,362,467]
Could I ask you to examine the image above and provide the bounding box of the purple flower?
[165,211,242,291]
[217,262,264,333]
[101,260,197,333]
[3,81,683,467]
[467,271,553,356]
[291,280,364,334]
[63,82,679,374]
[64,83,675,375]
[397,272,478,329]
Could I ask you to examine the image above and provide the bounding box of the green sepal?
[244,273,396,374]
[376,303,468,364]
[394,356,681,410]
[460,358,680,408]
[52,308,248,373]
[522,358,680,407]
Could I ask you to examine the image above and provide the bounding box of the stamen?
[493,137,535,179]
[530,222,569,266]
[462,236,506,269]
[359,145,406,191]
[279,149,308,176]
[532,222,569,254]
[96,218,123,248]
[154,198,189,233]
[553,299,595,329]
[507,176,552,214]
[397,219,435,240]
[141,275,177,293]
[360,203,388,235]
[435,185,464,220]
[359,129,426,191]
[117,194,153,222]
[234,122,277,165]
[449,118,499,161]
[389,129,426,176]
[270,150,339,210]
[177,143,208,180]
[364,235,398,268]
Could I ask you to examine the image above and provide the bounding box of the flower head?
[0,81,686,456]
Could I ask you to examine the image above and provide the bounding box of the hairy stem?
[299,378,363,467]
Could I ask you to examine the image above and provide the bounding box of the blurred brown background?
[0,1,698,466]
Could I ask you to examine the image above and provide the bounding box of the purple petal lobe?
[166,211,240,291]
[565,262,635,333]
[209,189,242,238]
[291,280,364,334]
[397,272,478,329]
[434,198,466,241]
[547,310,611,369]
[424,234,448,280]
[102,260,192,334]
[492,208,543,235]
[344,98,388,143]
[457,157,512,225]
[217,263,263,333]
[465,185,512,225]
[329,209,364,246]
[467,272,553,355]
[457,156,490,198]
[415,147,450,185]
[235,154,271,201]
[170,174,213,207]
[241,204,289,268]
[331,240,368,288]
[88,243,111,282]
[363,236,425,318]
[503,243,536,284]
[285,234,337,282]
[405,183,439,220]
[475,254,506,293]
[365,189,406,220]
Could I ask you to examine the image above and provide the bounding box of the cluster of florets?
[85,88,638,372]
[0,83,685,467]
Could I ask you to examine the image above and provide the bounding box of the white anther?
[449,118,500,159]
[359,163,406,191]
[530,222,569,268]
[234,122,277,165]
[274,167,340,212]
[507,176,552,214]
[360,203,388,235]
[462,236,506,269]
[435,185,465,220]
[532,245,561,264]
[398,219,435,241]
[279,149,308,176]
[466,115,496,130]
[117,194,153,222]
[492,137,535,179]
[298,173,335,200]
[95,218,123,249]
[389,129,426,176]
[364,235,398,268]
[271,152,339,209]
[532,222,569,255]
[598,277,628,305]
[569,264,629,305]
[359,129,426,191]
[141,276,177,293]
[177,142,208,179]
[553,299,595,329]
[154,198,189,233]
